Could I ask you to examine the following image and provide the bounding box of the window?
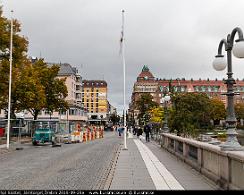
[201,86,206,92]
[208,86,211,92]
[69,109,76,115]
[44,110,50,115]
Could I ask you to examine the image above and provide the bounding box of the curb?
[102,144,121,190]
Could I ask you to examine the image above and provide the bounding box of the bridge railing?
[160,133,244,190]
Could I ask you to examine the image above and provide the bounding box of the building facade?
[129,65,244,125]
[0,62,88,133]
[82,80,109,124]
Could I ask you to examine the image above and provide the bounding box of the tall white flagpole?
[121,10,127,150]
[7,10,13,149]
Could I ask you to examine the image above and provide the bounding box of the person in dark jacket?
[144,124,151,142]
[137,126,143,139]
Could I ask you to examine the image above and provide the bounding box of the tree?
[209,97,226,125]
[135,93,158,125]
[0,7,29,118]
[235,102,244,120]
[169,93,212,137]
[109,113,120,125]
[149,107,164,124]
[14,61,46,120]
[31,59,68,120]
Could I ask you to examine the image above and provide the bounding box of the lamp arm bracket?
[217,39,228,55]
[229,27,244,46]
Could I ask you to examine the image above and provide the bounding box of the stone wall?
[161,133,244,190]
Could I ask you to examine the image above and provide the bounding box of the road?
[0,131,121,190]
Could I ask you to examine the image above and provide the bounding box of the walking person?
[137,126,143,140]
[144,124,151,142]
[118,126,124,137]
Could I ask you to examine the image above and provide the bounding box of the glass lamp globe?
[160,97,165,104]
[212,56,227,71]
[233,41,244,58]
[164,95,170,102]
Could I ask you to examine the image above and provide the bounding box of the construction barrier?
[75,131,82,143]
[96,130,100,139]
[91,130,94,140]
[71,134,76,143]
[82,131,87,142]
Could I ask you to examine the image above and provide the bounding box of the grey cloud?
[2,0,244,114]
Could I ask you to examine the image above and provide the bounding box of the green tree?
[0,7,29,118]
[109,113,120,125]
[209,97,226,125]
[14,61,46,119]
[235,102,244,120]
[169,93,211,137]
[31,59,68,120]
[136,93,158,125]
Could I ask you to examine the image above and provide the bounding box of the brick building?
[129,65,244,125]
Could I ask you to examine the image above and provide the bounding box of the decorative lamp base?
[220,132,244,151]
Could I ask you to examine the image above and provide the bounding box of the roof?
[57,63,77,76]
[137,65,155,82]
[82,80,107,87]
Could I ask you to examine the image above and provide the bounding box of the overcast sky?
[2,0,244,114]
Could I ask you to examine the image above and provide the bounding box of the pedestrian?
[137,126,143,140]
[133,126,137,135]
[118,127,124,137]
[144,124,151,142]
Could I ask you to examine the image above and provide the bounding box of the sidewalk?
[109,133,219,190]
[0,137,32,152]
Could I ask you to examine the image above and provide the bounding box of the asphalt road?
[0,131,121,190]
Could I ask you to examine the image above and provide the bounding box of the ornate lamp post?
[213,27,244,151]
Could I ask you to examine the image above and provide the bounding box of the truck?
[32,127,55,145]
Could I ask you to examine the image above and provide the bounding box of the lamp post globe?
[233,40,244,58]
[212,56,227,71]
[164,95,171,102]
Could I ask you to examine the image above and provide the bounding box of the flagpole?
[6,10,13,149]
[121,10,127,150]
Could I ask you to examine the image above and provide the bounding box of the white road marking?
[134,139,184,190]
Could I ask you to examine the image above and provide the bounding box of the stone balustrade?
[160,133,244,190]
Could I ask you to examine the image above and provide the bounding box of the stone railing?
[161,133,244,190]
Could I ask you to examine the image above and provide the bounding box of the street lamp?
[6,10,13,149]
[213,27,244,151]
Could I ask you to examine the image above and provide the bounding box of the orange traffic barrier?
[94,130,97,139]
[91,131,94,140]
[82,132,86,142]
